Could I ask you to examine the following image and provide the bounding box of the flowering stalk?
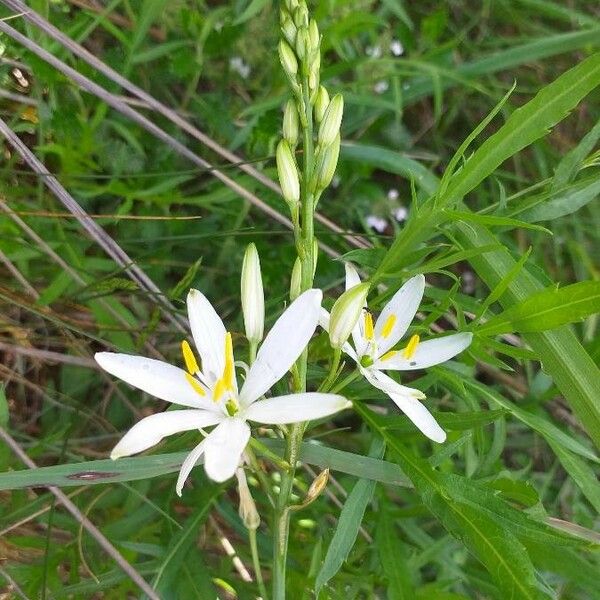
[273,2,343,597]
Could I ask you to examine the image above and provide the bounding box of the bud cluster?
[275,0,343,217]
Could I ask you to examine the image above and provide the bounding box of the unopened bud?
[308,19,319,51]
[329,283,370,348]
[312,133,340,192]
[304,469,329,505]
[241,243,264,344]
[283,99,299,147]
[279,40,298,78]
[285,0,299,11]
[308,56,320,92]
[318,94,344,146]
[281,17,297,46]
[293,4,308,28]
[295,27,309,62]
[314,86,330,123]
[290,257,301,301]
[236,469,260,530]
[276,140,300,206]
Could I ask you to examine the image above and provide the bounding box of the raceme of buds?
[279,40,298,79]
[290,257,301,301]
[276,140,300,206]
[283,99,299,147]
[312,133,341,193]
[328,282,370,349]
[236,469,260,530]
[314,86,330,123]
[241,243,264,344]
[318,94,344,146]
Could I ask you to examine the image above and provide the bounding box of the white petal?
[344,262,362,290]
[95,352,212,409]
[187,289,227,382]
[176,439,207,496]
[203,418,250,482]
[374,274,425,356]
[388,393,446,443]
[244,393,351,424]
[239,289,322,405]
[110,410,222,459]
[361,367,425,400]
[374,333,473,371]
[363,369,445,443]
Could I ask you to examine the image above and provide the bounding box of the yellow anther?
[381,314,397,339]
[380,350,397,362]
[223,332,235,391]
[213,378,226,402]
[364,312,374,340]
[402,334,420,359]
[181,340,200,374]
[185,372,206,397]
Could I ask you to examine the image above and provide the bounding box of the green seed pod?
[314,86,329,123]
[276,140,300,206]
[318,94,344,146]
[283,99,299,147]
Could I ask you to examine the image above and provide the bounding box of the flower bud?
[318,94,344,146]
[314,86,330,123]
[281,17,297,46]
[290,257,301,301]
[329,282,370,348]
[308,19,319,51]
[241,243,264,344]
[236,469,260,530]
[304,469,329,505]
[284,0,299,11]
[295,27,309,62]
[283,99,299,147]
[293,4,308,28]
[312,133,340,192]
[278,40,298,78]
[276,140,300,206]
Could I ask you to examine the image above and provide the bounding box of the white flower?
[366,214,388,232]
[393,206,408,222]
[96,288,350,494]
[321,265,472,443]
[373,80,389,94]
[390,39,404,56]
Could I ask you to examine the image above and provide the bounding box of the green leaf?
[0,385,8,427]
[442,53,600,205]
[442,209,551,234]
[233,0,270,25]
[315,438,383,593]
[477,281,600,335]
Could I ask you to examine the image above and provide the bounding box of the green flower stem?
[273,74,316,600]
[319,347,342,392]
[249,527,269,600]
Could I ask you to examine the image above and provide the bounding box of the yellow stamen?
[223,332,235,391]
[402,334,420,359]
[380,350,397,362]
[364,312,374,340]
[212,378,226,402]
[381,314,397,339]
[181,340,200,374]
[185,372,206,397]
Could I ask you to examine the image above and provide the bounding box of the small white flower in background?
[373,80,389,94]
[96,288,350,494]
[462,270,476,294]
[390,39,404,56]
[331,175,341,189]
[321,264,472,443]
[229,57,251,78]
[366,215,388,233]
[387,188,399,201]
[393,206,408,223]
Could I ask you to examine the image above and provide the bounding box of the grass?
[0,0,599,598]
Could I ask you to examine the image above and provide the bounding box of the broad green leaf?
[442,209,551,234]
[477,281,600,335]
[453,220,600,448]
[442,53,600,205]
[315,438,383,593]
[233,0,270,25]
[0,440,411,490]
